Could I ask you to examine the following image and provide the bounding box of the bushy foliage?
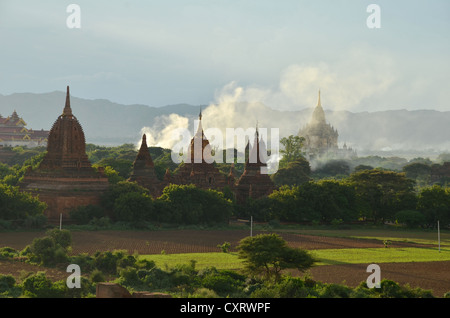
[156,184,233,225]
[395,210,426,228]
[417,185,450,227]
[0,183,47,221]
[69,205,105,225]
[238,234,315,282]
[28,229,72,266]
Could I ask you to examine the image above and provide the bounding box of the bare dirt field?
[0,229,448,297]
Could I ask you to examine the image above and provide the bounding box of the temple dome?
[39,86,91,171]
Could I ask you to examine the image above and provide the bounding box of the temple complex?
[0,110,48,147]
[235,126,275,204]
[20,86,109,223]
[298,91,356,160]
[128,134,162,197]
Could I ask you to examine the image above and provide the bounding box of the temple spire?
[317,89,321,107]
[63,86,73,117]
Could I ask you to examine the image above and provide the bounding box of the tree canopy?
[237,233,315,282]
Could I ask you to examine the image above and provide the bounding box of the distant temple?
[20,86,109,222]
[298,91,356,161]
[0,110,48,147]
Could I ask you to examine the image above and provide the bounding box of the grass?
[139,247,450,270]
[140,252,244,270]
[312,247,450,265]
[274,226,450,247]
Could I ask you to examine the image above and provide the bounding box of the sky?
[0,0,449,113]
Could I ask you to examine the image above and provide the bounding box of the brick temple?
[235,125,276,204]
[168,110,228,191]
[20,86,109,222]
[128,133,162,197]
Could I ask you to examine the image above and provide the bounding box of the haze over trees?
[0,138,449,229]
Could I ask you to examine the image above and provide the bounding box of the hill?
[0,91,449,157]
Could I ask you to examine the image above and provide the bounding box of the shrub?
[46,229,72,249]
[69,205,105,225]
[29,229,72,266]
[0,247,18,259]
[0,274,16,292]
[199,268,246,297]
[90,269,106,283]
[21,272,64,298]
[395,210,426,228]
[23,214,47,229]
[317,283,352,298]
[277,276,310,298]
[0,274,21,297]
[217,242,231,253]
[190,288,219,298]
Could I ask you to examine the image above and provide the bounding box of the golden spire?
[317,89,321,107]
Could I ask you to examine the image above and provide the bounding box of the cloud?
[139,113,190,150]
[137,46,401,157]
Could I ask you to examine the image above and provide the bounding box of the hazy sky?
[0,0,449,112]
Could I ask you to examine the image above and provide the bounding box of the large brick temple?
[20,86,109,223]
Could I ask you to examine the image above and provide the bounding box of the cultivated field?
[0,228,449,297]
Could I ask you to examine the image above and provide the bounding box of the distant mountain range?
[0,91,449,158]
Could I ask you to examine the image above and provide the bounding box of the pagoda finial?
[317,89,321,107]
[199,107,202,120]
[63,86,73,116]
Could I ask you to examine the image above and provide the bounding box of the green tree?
[271,158,311,187]
[417,185,450,227]
[279,135,305,169]
[113,191,154,223]
[156,184,233,225]
[237,233,315,282]
[101,180,150,213]
[312,160,351,179]
[0,184,47,221]
[402,162,431,181]
[395,210,426,228]
[347,169,416,223]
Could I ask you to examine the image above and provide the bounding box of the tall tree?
[347,169,416,223]
[279,135,305,169]
[237,233,315,282]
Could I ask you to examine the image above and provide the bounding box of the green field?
[274,226,450,247]
[140,247,450,270]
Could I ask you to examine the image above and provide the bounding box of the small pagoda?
[20,86,109,223]
[128,133,162,197]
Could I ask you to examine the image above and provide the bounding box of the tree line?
[0,141,449,229]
